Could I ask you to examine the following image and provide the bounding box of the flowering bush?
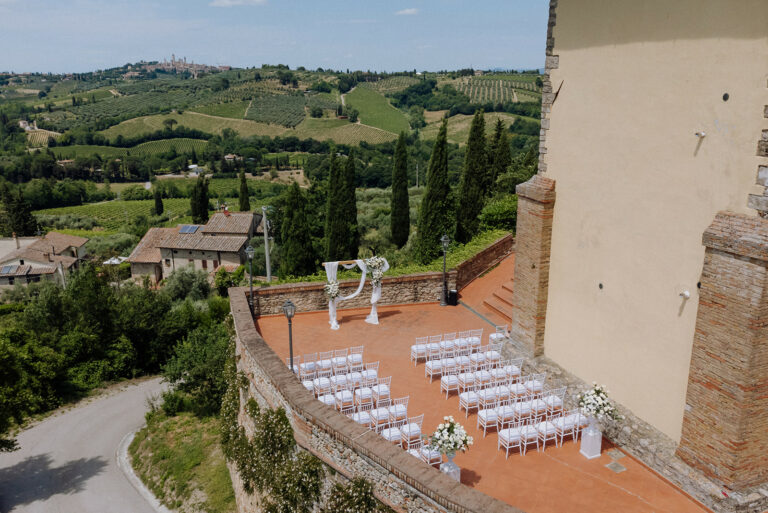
[428,416,473,455]
[324,280,340,300]
[365,256,387,288]
[578,383,622,421]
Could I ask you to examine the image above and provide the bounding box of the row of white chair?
[302,362,380,397]
[441,359,524,397]
[291,345,365,380]
[497,410,589,458]
[475,387,567,436]
[410,330,484,365]
[425,344,504,382]
[458,373,549,417]
[342,396,410,429]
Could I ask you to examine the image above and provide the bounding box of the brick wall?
[511,175,556,356]
[677,212,768,490]
[229,287,523,513]
[455,233,515,289]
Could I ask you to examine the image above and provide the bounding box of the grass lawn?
[345,87,410,134]
[420,112,529,145]
[129,412,235,513]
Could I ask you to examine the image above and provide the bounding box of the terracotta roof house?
[128,212,257,282]
[0,231,87,272]
[0,263,58,287]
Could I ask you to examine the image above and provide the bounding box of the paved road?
[0,378,165,513]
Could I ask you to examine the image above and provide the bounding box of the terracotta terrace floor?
[256,261,709,513]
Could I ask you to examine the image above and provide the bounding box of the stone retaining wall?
[249,271,456,316]
[230,286,523,513]
[455,233,515,290]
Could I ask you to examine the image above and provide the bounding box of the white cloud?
[210,0,266,7]
[395,8,418,15]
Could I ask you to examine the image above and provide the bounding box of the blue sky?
[0,0,549,73]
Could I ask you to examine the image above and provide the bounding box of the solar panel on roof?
[1,265,18,274]
[179,225,199,234]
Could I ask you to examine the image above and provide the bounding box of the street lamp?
[245,245,254,309]
[440,234,450,306]
[282,299,296,375]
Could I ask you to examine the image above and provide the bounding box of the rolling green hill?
[344,87,410,134]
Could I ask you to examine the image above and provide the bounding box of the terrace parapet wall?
[229,286,524,513]
[455,233,515,290]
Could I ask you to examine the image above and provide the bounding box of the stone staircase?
[481,279,514,324]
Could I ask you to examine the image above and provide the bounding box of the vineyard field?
[33,198,192,231]
[344,87,410,134]
[244,94,306,127]
[131,138,209,156]
[190,100,249,119]
[360,76,420,94]
[453,75,542,104]
[420,112,523,145]
[52,145,128,159]
[294,117,397,145]
[26,129,62,147]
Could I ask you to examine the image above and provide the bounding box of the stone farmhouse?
[0,231,89,287]
[128,211,261,283]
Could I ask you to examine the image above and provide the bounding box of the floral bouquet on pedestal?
[429,416,473,456]
[578,383,622,422]
[324,280,340,301]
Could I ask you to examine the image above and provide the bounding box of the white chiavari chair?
[440,369,460,399]
[544,386,567,417]
[477,399,500,437]
[370,398,391,430]
[371,376,391,405]
[388,396,409,424]
[537,414,560,450]
[459,383,480,418]
[347,345,364,366]
[334,384,355,411]
[524,372,547,395]
[468,328,483,350]
[362,361,379,385]
[410,336,428,365]
[317,350,333,372]
[498,418,523,459]
[332,348,349,375]
[312,369,332,397]
[489,324,508,343]
[380,419,404,444]
[351,403,373,427]
[399,414,424,447]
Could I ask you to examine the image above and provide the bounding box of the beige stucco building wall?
[542,0,768,441]
[160,248,243,275]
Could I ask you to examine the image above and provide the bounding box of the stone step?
[492,290,514,309]
[483,296,514,323]
[501,280,514,294]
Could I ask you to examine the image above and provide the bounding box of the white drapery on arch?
[365,258,390,325]
[324,260,367,330]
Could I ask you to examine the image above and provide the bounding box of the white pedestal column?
[440,454,461,482]
[580,418,602,460]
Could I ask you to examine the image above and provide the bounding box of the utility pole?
[262,205,271,282]
[416,163,419,188]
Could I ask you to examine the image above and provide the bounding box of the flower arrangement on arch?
[324,280,340,300]
[428,416,473,455]
[578,383,622,421]
[365,256,387,288]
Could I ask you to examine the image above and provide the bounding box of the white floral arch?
[323,257,389,330]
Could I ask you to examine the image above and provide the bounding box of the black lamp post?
[283,299,296,374]
[245,245,254,309]
[440,234,450,306]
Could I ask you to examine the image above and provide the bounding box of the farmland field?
[100,111,287,140]
[344,87,410,134]
[420,112,524,145]
[360,76,420,94]
[294,117,397,145]
[190,100,249,119]
[26,129,62,147]
[33,198,193,231]
[52,145,128,159]
[453,75,541,104]
[132,138,208,156]
[244,94,306,127]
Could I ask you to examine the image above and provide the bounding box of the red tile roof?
[127,227,178,264]
[201,212,256,235]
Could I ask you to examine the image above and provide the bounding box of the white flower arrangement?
[428,416,474,455]
[365,256,387,288]
[324,280,340,300]
[578,382,622,422]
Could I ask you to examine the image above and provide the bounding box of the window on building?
[165,259,170,266]
[213,260,219,269]
[19,259,24,265]
[202,260,208,270]
[8,277,13,285]
[30,275,40,283]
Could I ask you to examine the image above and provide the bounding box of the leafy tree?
[340,150,359,259]
[415,120,453,264]
[0,185,38,237]
[282,183,317,276]
[152,189,164,216]
[390,132,410,248]
[163,266,211,302]
[163,322,229,416]
[190,175,209,224]
[238,170,251,212]
[162,118,177,131]
[455,110,487,243]
[0,337,26,452]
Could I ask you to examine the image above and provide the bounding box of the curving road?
[0,378,166,513]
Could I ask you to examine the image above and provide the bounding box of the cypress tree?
[190,175,209,224]
[153,189,164,216]
[390,132,410,248]
[0,185,38,237]
[238,170,251,212]
[415,120,453,264]
[324,149,345,260]
[491,124,511,190]
[281,182,317,277]
[341,150,359,259]
[455,109,487,243]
